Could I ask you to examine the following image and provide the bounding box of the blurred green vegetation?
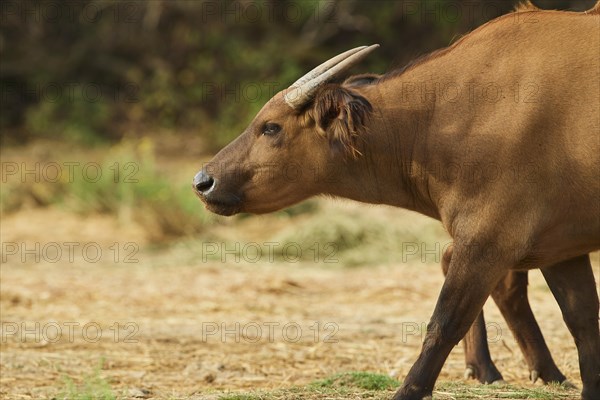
[3,0,593,149]
[1,0,594,245]
[270,204,448,266]
[216,376,577,399]
[0,139,212,241]
[58,360,115,400]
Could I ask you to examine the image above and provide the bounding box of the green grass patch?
[213,373,578,400]
[49,368,579,400]
[57,362,115,400]
[311,371,400,391]
[219,395,265,400]
[434,381,577,399]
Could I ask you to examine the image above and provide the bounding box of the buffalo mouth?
[193,189,242,216]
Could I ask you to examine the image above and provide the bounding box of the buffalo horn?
[284,44,379,109]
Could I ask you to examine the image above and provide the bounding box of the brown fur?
[343,73,381,87]
[383,0,596,83]
[195,3,600,399]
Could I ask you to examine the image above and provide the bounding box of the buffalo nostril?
[194,171,215,194]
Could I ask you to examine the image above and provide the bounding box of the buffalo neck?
[324,74,449,221]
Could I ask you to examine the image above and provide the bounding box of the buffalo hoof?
[392,386,432,400]
[560,380,577,389]
[464,364,504,384]
[529,368,568,385]
[464,366,475,380]
[530,370,540,384]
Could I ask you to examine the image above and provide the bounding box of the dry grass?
[1,141,597,400]
[2,203,596,399]
[215,378,577,400]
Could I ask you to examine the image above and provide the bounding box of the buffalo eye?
[262,123,281,136]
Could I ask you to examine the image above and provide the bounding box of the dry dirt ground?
[1,206,598,399]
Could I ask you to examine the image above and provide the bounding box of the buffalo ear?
[312,84,372,158]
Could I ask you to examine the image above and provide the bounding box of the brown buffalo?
[194,2,600,399]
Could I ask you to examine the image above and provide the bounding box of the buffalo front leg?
[394,241,507,400]
[441,245,503,384]
[490,270,567,384]
[541,254,600,400]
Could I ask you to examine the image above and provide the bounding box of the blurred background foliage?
[2,0,595,148]
[0,0,595,245]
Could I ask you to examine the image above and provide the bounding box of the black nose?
[193,170,215,194]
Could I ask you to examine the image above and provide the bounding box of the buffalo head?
[193,45,379,216]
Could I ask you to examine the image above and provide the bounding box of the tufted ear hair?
[312,84,373,158]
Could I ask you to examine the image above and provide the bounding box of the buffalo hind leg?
[491,270,567,384]
[441,245,503,384]
[541,254,600,400]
